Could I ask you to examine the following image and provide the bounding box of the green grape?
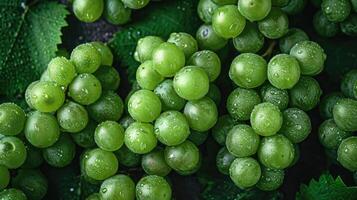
[29,81,65,112]
[232,22,265,53]
[197,0,220,23]
[226,88,261,121]
[136,175,172,200]
[122,0,150,9]
[341,70,357,99]
[229,53,267,89]
[229,157,261,189]
[313,10,340,38]
[337,136,357,171]
[256,167,284,191]
[104,0,131,25]
[57,101,89,133]
[70,43,102,73]
[128,89,161,122]
[87,91,124,122]
[216,147,235,175]
[125,82,141,109]
[176,156,202,175]
[0,103,26,136]
[267,54,301,89]
[42,134,75,168]
[173,66,210,100]
[119,115,135,129]
[258,7,289,39]
[142,149,172,176]
[212,5,246,39]
[73,0,104,22]
[135,36,164,63]
[136,60,164,90]
[321,0,351,22]
[319,92,344,119]
[21,142,44,169]
[95,121,124,151]
[25,81,39,109]
[167,32,198,59]
[93,65,120,91]
[24,111,60,148]
[152,42,185,77]
[238,0,271,21]
[272,0,289,6]
[196,24,228,51]
[114,145,141,167]
[0,188,27,200]
[281,0,307,15]
[100,174,135,200]
[0,165,10,190]
[91,41,114,66]
[0,136,27,169]
[71,120,97,148]
[258,134,295,169]
[47,57,76,86]
[68,73,102,105]
[188,130,209,146]
[333,98,357,132]
[340,14,357,36]
[184,97,218,132]
[80,150,101,184]
[124,122,157,154]
[212,115,237,145]
[280,108,311,143]
[154,111,190,146]
[260,83,289,110]
[154,79,186,111]
[251,102,283,136]
[206,83,221,106]
[289,76,322,111]
[12,169,48,200]
[84,148,118,181]
[164,140,200,172]
[279,28,309,54]
[188,50,221,82]
[318,119,352,149]
[212,0,237,5]
[290,41,326,76]
[86,193,101,200]
[226,124,260,157]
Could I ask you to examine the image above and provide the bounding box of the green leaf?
[108,0,200,83]
[0,0,68,97]
[296,173,357,200]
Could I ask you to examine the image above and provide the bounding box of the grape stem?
[262,40,277,58]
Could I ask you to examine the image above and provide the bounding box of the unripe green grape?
[212,0,237,5]
[280,108,311,143]
[79,150,101,184]
[164,140,200,172]
[232,22,265,53]
[71,120,97,148]
[176,156,202,175]
[136,60,164,90]
[167,32,198,59]
[258,7,289,39]
[42,134,76,168]
[142,149,172,176]
[114,145,141,167]
[94,65,120,91]
[281,0,307,15]
[260,83,289,110]
[122,0,150,9]
[95,121,124,151]
[135,36,164,63]
[251,102,283,136]
[197,0,220,23]
[337,136,357,171]
[212,5,246,39]
[272,0,289,6]
[196,24,228,51]
[136,175,172,200]
[48,57,76,86]
[341,70,357,99]
[0,136,27,169]
[124,122,157,154]
[91,42,113,66]
[333,98,357,132]
[256,167,284,191]
[21,142,44,169]
[100,174,135,200]
[188,50,221,82]
[29,81,65,112]
[188,130,209,146]
[216,147,235,175]
[289,76,322,111]
[313,10,340,38]
[0,165,10,190]
[57,101,88,133]
[25,81,39,109]
[119,115,135,129]
[226,124,260,157]
[87,91,124,122]
[12,169,48,200]
[0,188,27,200]
[128,89,161,122]
[319,92,344,119]
[229,157,261,189]
[340,14,357,37]
[154,80,186,111]
[152,42,185,77]
[0,103,26,136]
[84,148,118,181]
[238,0,271,21]
[68,73,102,105]
[321,0,351,22]
[73,0,104,22]
[318,119,352,149]
[279,28,309,54]
[212,115,237,145]
[206,83,221,106]
[104,0,131,25]
[71,43,102,73]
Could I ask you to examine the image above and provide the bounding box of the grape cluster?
[319,70,357,172]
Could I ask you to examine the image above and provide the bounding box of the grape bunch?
[319,69,357,172]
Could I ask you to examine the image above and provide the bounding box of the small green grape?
[0,136,27,169]
[121,0,150,9]
[0,165,10,190]
[93,65,120,91]
[87,91,124,122]
[337,136,357,171]
[135,36,164,63]
[188,50,221,82]
[12,169,48,200]
[68,73,102,105]
[167,32,198,59]
[212,5,246,39]
[124,122,157,154]
[260,83,289,110]
[197,0,220,23]
[164,140,200,172]
[57,101,89,133]
[136,60,164,90]
[196,24,228,51]
[119,115,135,129]
[100,174,135,200]
[73,0,104,22]
[128,89,161,122]
[258,7,289,39]
[71,120,97,148]
[142,149,172,176]
[232,22,265,53]
[341,70,357,99]
[212,115,237,145]
[43,134,76,167]
[29,81,65,112]
[318,119,352,149]
[229,157,261,189]
[70,43,102,73]
[289,76,322,111]
[0,103,26,136]
[340,14,357,36]
[114,145,141,167]
[227,88,261,121]
[0,188,27,200]
[226,124,260,157]
[84,148,118,181]
[95,121,125,151]
[48,57,76,86]
[136,175,172,200]
[280,108,311,143]
[251,102,283,136]
[238,0,272,21]
[313,10,340,38]
[154,79,186,111]
[319,92,344,119]
[104,0,131,25]
[321,0,351,22]
[216,147,236,175]
[25,81,39,109]
[279,28,309,54]
[333,98,357,132]
[256,167,284,191]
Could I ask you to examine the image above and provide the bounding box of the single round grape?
[84,148,118,181]
[24,111,60,148]
[227,88,261,121]
[256,167,285,191]
[289,76,322,111]
[281,0,307,15]
[340,14,357,36]
[80,150,101,184]
[73,0,104,22]
[0,103,26,136]
[341,70,357,99]
[119,115,135,129]
[43,134,75,167]
[226,124,260,157]
[188,130,209,146]
[267,54,301,89]
[154,111,190,146]
[280,108,311,143]
[313,10,340,38]
[152,42,185,77]
[321,0,351,22]
[95,121,124,152]
[94,65,120,91]
[69,73,102,105]
[212,5,246,39]
[173,66,210,100]
[100,174,135,200]
[21,142,44,169]
[71,120,97,148]
[122,0,150,9]
[216,147,235,175]
[12,169,48,200]
[196,24,228,51]
[184,97,218,132]
[0,136,27,169]
[87,91,124,122]
[25,81,39,109]
[128,90,161,122]
[206,83,221,106]
[337,136,357,171]
[318,119,352,149]
[114,145,141,167]
[29,81,65,112]
[272,0,289,6]
[48,57,76,86]
[154,80,186,111]
[167,32,198,59]
[319,92,344,119]
[258,7,289,39]
[238,0,271,21]
[57,101,88,133]
[136,60,164,90]
[260,83,289,110]
[104,0,131,25]
[212,115,237,145]
[142,149,172,176]
[136,175,172,200]
[333,98,357,132]
[124,122,157,154]
[0,188,27,200]
[279,28,309,54]
[251,102,283,136]
[212,0,237,5]
[135,36,164,63]
[258,134,295,169]
[232,22,265,53]
[70,43,102,73]
[229,53,267,89]
[188,50,221,82]
[229,157,261,189]
[0,165,10,190]
[197,0,220,23]
[164,140,200,172]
